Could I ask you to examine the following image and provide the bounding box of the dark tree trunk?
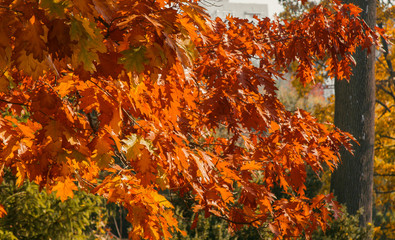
[330,0,376,232]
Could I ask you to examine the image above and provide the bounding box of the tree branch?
[378,22,394,79]
[376,99,391,115]
[375,190,395,194]
[374,173,395,177]
[0,5,23,15]
[377,84,395,102]
[380,134,395,140]
[0,99,29,107]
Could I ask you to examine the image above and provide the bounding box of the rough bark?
[330,0,376,231]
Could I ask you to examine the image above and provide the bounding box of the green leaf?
[70,16,106,72]
[119,46,149,73]
[39,0,68,18]
[71,42,99,72]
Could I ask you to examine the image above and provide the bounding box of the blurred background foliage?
[0,170,110,240]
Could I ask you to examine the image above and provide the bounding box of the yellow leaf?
[180,4,211,32]
[109,106,122,135]
[56,75,75,97]
[16,50,48,79]
[15,162,25,187]
[152,192,173,209]
[51,177,78,202]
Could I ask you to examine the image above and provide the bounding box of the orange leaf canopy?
[0,0,377,239]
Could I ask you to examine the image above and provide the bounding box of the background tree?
[279,0,394,238]
[330,0,377,235]
[0,0,378,239]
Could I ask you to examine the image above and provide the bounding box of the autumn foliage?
[0,0,379,239]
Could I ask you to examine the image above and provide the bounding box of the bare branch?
[376,99,391,114]
[375,190,395,194]
[374,173,395,177]
[380,134,395,140]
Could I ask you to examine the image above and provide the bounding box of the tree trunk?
[330,0,376,232]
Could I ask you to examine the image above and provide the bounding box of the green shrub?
[0,171,108,240]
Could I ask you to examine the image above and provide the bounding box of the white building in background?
[203,0,268,20]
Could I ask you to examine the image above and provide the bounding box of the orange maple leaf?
[51,177,78,202]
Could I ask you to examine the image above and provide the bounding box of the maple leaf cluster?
[0,0,378,239]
